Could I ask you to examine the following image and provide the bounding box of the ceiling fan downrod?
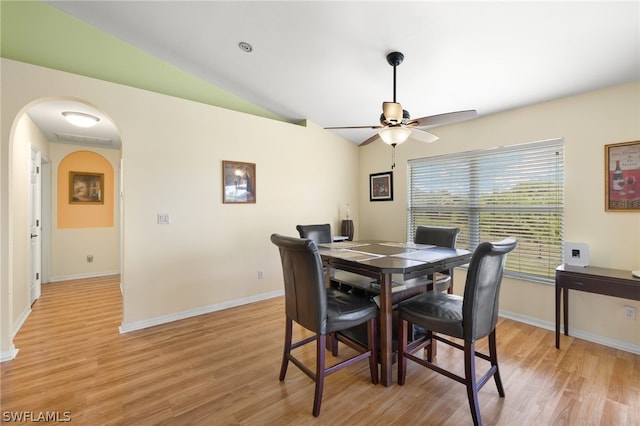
[386,51,404,103]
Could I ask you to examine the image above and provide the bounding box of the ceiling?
[25,1,640,147]
[28,100,122,149]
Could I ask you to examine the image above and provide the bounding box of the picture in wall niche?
[69,172,104,204]
[605,140,640,211]
[223,161,256,204]
[370,171,393,201]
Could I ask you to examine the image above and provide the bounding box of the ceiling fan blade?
[409,110,478,129]
[359,133,380,146]
[324,125,382,130]
[410,128,439,143]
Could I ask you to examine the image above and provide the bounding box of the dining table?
[317,240,472,387]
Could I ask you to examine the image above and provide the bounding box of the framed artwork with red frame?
[605,140,640,211]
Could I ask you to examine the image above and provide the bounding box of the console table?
[555,264,640,349]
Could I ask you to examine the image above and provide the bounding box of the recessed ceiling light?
[238,41,253,53]
[62,111,100,128]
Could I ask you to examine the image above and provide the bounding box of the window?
[408,139,564,282]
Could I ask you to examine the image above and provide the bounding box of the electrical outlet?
[623,306,637,320]
[87,255,93,263]
[257,271,264,280]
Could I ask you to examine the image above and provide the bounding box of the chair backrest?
[462,238,517,341]
[296,224,332,244]
[414,225,460,248]
[270,234,328,334]
[415,226,461,282]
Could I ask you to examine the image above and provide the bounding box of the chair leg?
[397,319,407,385]
[489,330,505,397]
[330,333,339,357]
[425,329,434,362]
[279,317,292,381]
[313,334,326,417]
[367,318,379,384]
[464,341,482,426]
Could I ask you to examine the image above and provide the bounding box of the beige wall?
[359,81,640,350]
[2,57,638,359]
[1,59,359,357]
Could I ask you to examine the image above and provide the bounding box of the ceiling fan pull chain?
[391,143,397,169]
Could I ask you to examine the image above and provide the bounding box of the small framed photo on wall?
[69,171,104,204]
[605,140,640,211]
[370,171,393,202]
[222,161,256,204]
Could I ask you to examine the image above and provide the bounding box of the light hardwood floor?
[1,275,638,425]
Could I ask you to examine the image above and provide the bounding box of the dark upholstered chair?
[297,223,360,295]
[414,225,461,293]
[270,234,379,417]
[397,238,517,426]
[296,224,332,244]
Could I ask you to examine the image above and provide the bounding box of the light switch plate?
[157,213,171,224]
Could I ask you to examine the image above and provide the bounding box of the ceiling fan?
[325,51,477,146]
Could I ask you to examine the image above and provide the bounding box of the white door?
[30,148,42,304]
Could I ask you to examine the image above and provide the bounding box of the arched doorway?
[4,97,123,360]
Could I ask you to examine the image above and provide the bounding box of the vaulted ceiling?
[4,1,639,147]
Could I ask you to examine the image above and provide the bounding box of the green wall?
[0,0,284,122]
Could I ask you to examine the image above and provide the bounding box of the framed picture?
[605,140,640,211]
[223,161,256,204]
[370,171,393,201]
[69,171,104,204]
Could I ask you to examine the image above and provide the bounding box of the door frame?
[29,147,43,304]
[41,158,51,285]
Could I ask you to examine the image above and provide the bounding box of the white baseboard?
[119,289,285,334]
[4,293,635,360]
[0,344,19,362]
[499,309,640,355]
[0,305,33,363]
[13,305,31,339]
[48,270,120,283]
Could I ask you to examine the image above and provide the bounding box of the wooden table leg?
[379,273,393,387]
[563,287,569,337]
[555,282,561,349]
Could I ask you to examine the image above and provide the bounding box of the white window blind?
[408,139,564,282]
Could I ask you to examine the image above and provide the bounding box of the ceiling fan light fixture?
[62,111,100,128]
[378,126,411,145]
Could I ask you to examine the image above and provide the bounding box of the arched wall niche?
[57,151,114,228]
